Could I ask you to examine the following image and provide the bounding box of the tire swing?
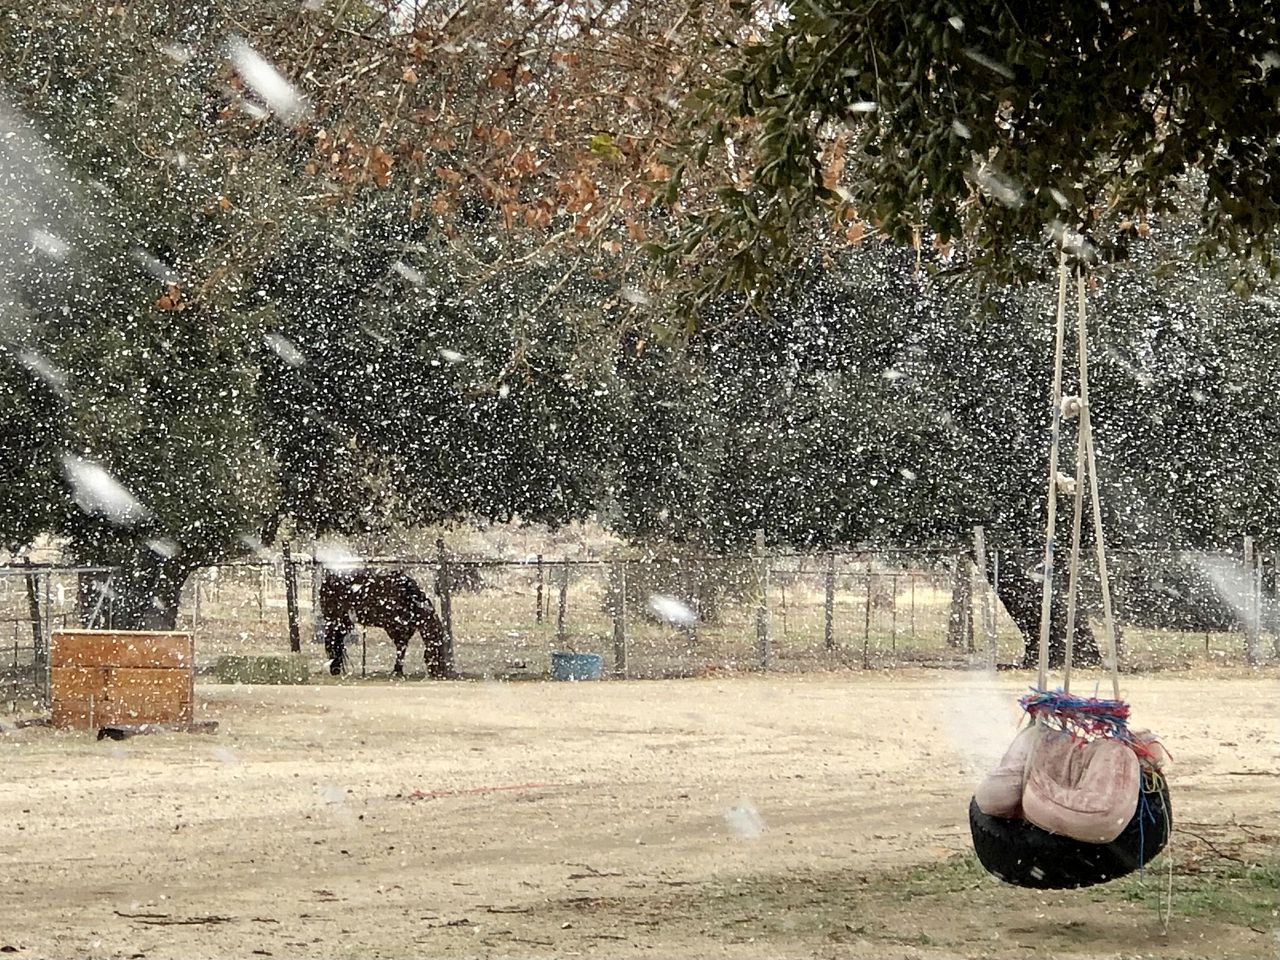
[969,253,1173,890]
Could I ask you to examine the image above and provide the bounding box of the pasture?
[1,670,1275,959]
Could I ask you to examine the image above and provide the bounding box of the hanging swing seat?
[970,690,1172,889]
[970,769,1171,890]
[968,254,1174,890]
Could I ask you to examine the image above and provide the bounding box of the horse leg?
[389,626,409,678]
[324,619,346,676]
[421,610,450,679]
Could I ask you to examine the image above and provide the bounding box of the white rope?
[1074,269,1122,702]
[1036,248,1071,691]
[1061,408,1087,694]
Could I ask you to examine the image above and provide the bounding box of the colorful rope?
[1020,687,1131,739]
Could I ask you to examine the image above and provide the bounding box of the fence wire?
[3,544,1276,702]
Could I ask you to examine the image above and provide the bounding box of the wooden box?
[50,630,194,730]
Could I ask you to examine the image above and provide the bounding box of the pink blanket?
[1022,733,1140,843]
[974,725,1042,819]
[975,725,1162,844]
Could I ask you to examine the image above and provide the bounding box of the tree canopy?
[662,2,1280,300]
[1,0,1276,643]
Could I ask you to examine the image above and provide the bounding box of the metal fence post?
[556,561,569,646]
[863,558,873,644]
[611,557,627,677]
[42,572,51,662]
[683,554,698,647]
[823,552,836,651]
[755,530,770,669]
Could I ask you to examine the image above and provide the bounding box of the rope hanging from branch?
[968,250,1174,892]
[1034,257,1122,699]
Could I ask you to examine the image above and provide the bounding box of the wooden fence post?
[963,564,974,653]
[823,552,836,651]
[683,556,699,647]
[535,553,545,624]
[42,573,51,659]
[1247,542,1261,665]
[23,559,41,652]
[556,561,569,646]
[1244,536,1259,665]
[192,570,201,631]
[755,530,770,669]
[311,560,324,646]
[436,538,455,672]
[282,541,301,654]
[1271,552,1280,660]
[611,557,627,677]
[23,561,45,696]
[861,557,872,668]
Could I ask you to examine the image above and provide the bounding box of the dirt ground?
[1,669,1276,960]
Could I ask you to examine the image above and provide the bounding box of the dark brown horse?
[320,569,450,678]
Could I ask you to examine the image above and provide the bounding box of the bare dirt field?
[2,669,1277,960]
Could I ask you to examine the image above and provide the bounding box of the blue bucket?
[550,652,604,681]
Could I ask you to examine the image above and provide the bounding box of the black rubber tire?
[969,777,1172,889]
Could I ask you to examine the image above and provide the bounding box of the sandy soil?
[1,669,1276,960]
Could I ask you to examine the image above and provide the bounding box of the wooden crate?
[50,631,194,730]
[50,631,192,669]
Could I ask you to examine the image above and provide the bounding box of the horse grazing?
[319,569,450,678]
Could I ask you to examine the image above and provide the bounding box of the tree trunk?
[79,553,198,631]
[990,550,1101,669]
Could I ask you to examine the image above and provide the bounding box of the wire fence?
[0,542,1274,706]
[2,540,1277,707]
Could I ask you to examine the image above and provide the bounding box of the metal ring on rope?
[968,252,1174,889]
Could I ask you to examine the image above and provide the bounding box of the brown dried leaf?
[821,135,848,191]
[155,283,186,312]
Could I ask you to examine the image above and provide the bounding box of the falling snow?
[0,6,1277,957]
